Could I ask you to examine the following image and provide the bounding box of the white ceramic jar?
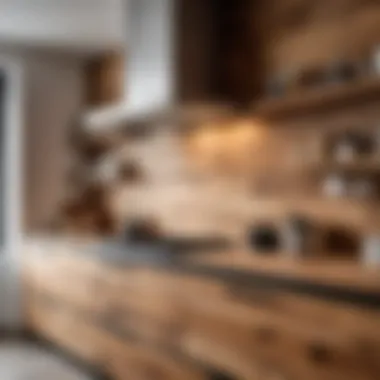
[362,235,380,266]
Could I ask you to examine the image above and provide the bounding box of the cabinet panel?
[24,253,380,380]
[85,52,124,107]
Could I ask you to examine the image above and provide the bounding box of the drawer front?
[176,277,380,380]
[180,308,379,380]
[24,254,380,380]
[99,269,380,379]
[25,254,110,314]
[28,294,104,364]
[106,345,206,380]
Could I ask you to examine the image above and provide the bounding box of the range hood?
[83,0,252,132]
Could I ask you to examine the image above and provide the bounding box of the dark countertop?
[87,239,225,266]
[25,237,380,310]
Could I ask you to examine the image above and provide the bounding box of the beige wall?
[23,53,84,232]
[0,49,84,329]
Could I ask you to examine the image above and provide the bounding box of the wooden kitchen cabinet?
[24,246,380,380]
[84,52,125,107]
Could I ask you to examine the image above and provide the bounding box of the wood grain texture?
[24,248,380,380]
[36,2,380,378]
[254,78,380,120]
[84,52,125,107]
[106,119,380,253]
[254,0,380,75]
[70,0,380,246]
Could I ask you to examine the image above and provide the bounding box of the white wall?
[24,54,84,231]
[0,0,126,51]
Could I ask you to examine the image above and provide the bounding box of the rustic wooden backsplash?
[254,0,380,77]
[107,104,380,244]
[62,0,380,244]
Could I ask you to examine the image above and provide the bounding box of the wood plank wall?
[101,0,380,252]
[254,0,380,76]
[108,109,378,250]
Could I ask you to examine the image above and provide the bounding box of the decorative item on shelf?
[324,60,360,85]
[323,226,360,257]
[94,155,121,184]
[322,173,348,198]
[320,129,380,199]
[350,177,376,199]
[81,138,114,163]
[265,69,300,98]
[123,218,162,243]
[361,234,380,266]
[122,120,152,139]
[57,182,116,236]
[69,125,116,164]
[79,184,109,209]
[373,126,380,158]
[119,161,144,183]
[94,208,117,235]
[322,173,376,199]
[247,223,280,254]
[282,215,321,258]
[58,198,115,236]
[369,45,380,76]
[297,66,326,89]
[265,76,287,98]
[331,131,375,162]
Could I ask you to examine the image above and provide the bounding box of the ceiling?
[0,0,126,53]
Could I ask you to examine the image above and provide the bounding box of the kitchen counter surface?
[24,236,380,310]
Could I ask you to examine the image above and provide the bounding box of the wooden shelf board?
[316,159,380,174]
[254,77,380,120]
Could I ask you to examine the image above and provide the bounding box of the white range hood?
[83,0,232,132]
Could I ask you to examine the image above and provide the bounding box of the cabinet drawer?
[29,296,103,364]
[106,343,206,380]
[26,255,110,313]
[179,290,380,380]
[224,282,380,345]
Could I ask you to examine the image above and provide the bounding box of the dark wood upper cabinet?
[84,52,125,107]
[176,0,260,106]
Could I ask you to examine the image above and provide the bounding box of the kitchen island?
[23,238,380,380]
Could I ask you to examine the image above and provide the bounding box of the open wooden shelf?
[254,77,380,120]
[315,159,380,175]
